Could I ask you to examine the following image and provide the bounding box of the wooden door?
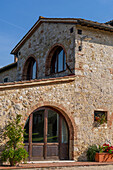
[24,107,69,160]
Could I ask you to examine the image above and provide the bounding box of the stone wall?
[0,66,17,83]
[74,26,113,160]
[17,23,75,81]
[0,76,76,160]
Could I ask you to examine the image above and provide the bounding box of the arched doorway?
[24,106,69,161]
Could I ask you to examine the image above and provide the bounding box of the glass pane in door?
[47,109,59,142]
[32,110,44,143]
[62,118,68,143]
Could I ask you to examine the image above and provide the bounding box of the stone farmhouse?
[0,16,113,161]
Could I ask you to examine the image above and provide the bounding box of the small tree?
[1,114,28,166]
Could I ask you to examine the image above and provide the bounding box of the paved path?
[1,161,113,170]
[58,165,113,170]
[2,165,113,170]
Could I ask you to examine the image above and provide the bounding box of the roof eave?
[0,62,17,73]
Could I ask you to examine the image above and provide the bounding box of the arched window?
[50,46,66,74]
[22,57,37,80]
[24,107,69,160]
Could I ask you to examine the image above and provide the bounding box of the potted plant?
[95,143,113,162]
[87,144,99,161]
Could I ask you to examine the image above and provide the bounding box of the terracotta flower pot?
[95,152,113,162]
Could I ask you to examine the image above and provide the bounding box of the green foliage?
[98,145,103,153]
[87,145,99,161]
[97,114,107,125]
[1,114,28,166]
[95,113,107,127]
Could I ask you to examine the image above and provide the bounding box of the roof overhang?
[0,62,17,73]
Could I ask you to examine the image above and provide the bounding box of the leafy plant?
[1,114,28,166]
[95,114,107,125]
[87,144,99,161]
[94,112,107,127]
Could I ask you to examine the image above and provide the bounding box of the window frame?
[26,60,37,80]
[22,56,37,80]
[94,110,107,127]
[3,77,9,83]
[50,47,66,74]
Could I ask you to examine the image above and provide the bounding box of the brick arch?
[24,101,77,160]
[45,43,67,76]
[22,55,38,80]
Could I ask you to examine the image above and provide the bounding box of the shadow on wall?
[0,144,4,165]
[0,127,5,165]
[78,149,88,162]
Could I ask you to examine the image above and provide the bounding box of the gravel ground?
[59,165,113,170]
[8,165,113,170]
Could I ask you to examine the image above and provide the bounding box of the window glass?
[32,110,44,143]
[4,77,8,82]
[47,109,59,142]
[24,108,68,145]
[24,117,29,143]
[58,50,63,72]
[32,61,36,79]
[62,118,68,143]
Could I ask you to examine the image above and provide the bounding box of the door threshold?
[27,160,76,163]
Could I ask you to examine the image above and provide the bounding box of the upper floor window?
[50,47,66,74]
[4,77,8,82]
[22,57,37,80]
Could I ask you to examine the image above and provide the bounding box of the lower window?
[94,110,107,126]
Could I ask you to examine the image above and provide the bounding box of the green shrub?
[87,144,99,161]
[1,114,28,166]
